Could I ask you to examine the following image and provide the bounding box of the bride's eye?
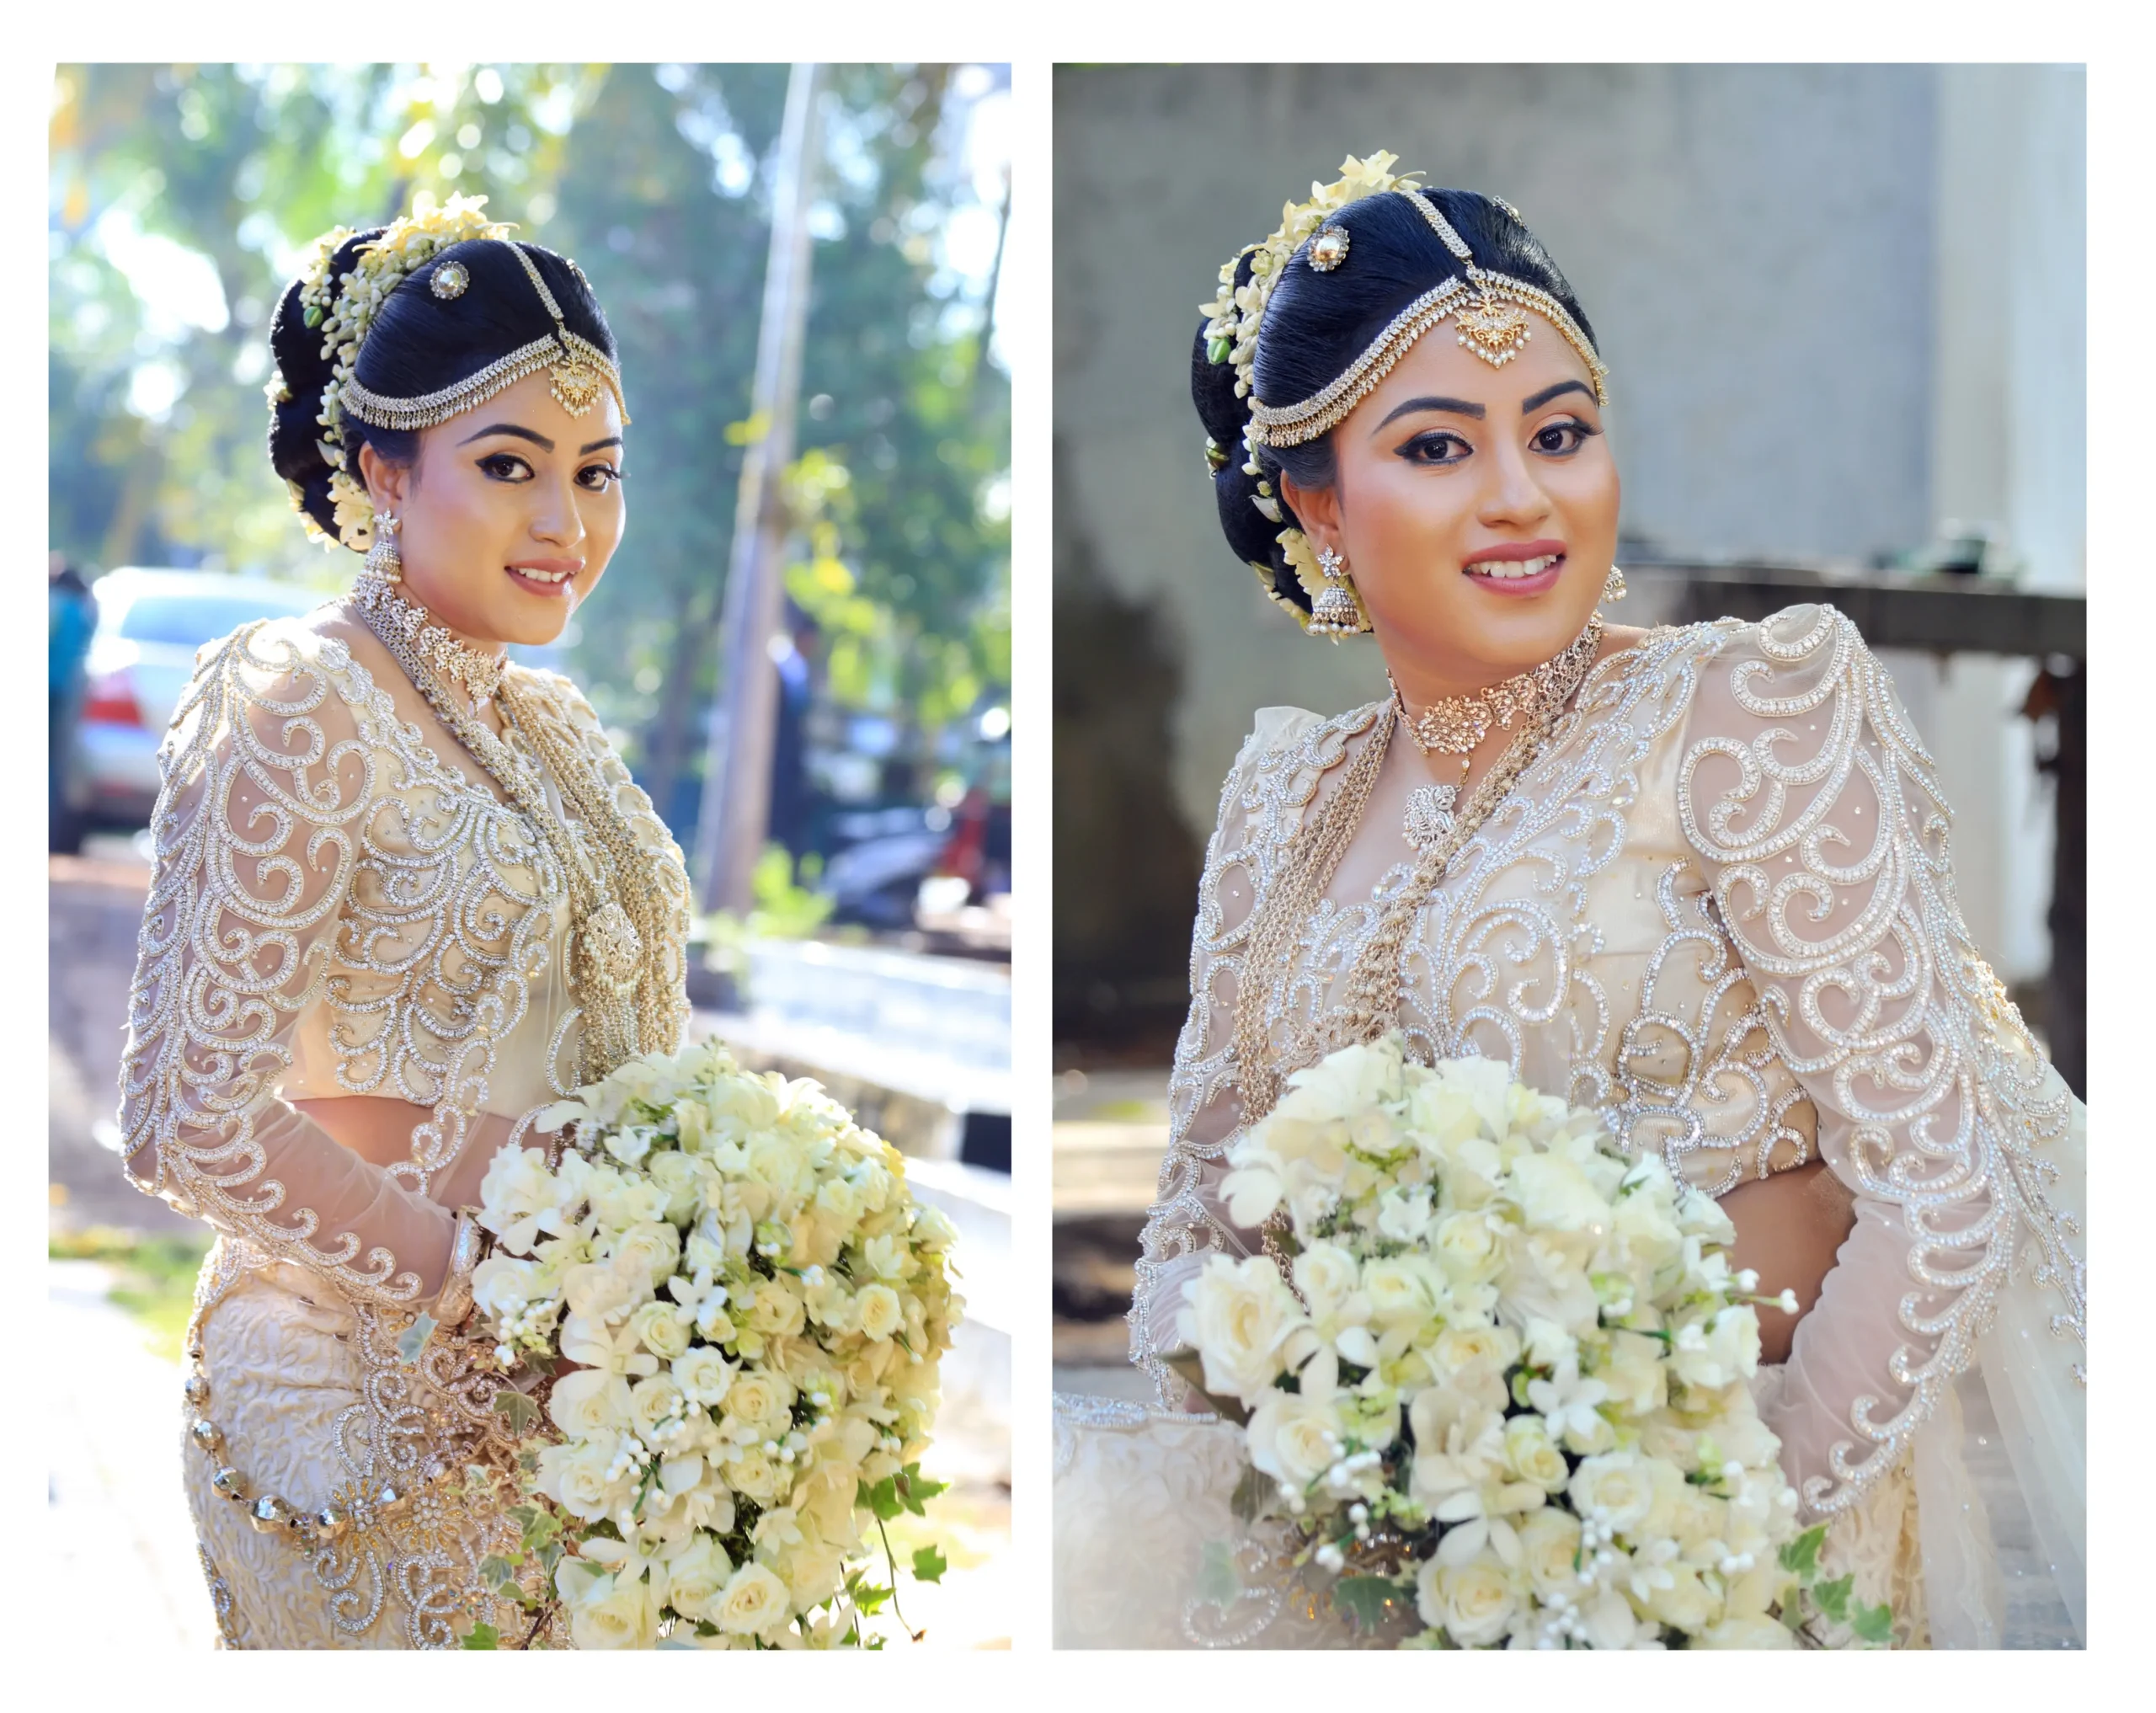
[578,462,625,492]
[1530,419,1598,456]
[478,452,533,482]
[1396,430,1471,466]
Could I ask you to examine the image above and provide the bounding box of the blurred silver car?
[63,568,326,830]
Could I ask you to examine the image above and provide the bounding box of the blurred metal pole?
[695,62,824,915]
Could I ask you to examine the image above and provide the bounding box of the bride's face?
[359,367,627,648]
[1278,307,1619,690]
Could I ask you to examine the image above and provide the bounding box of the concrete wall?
[1054,63,2084,993]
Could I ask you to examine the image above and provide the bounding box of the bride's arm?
[1673,605,2083,1519]
[1129,711,1322,1405]
[118,627,459,1305]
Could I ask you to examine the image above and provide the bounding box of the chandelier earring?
[1601,563,1627,605]
[362,512,403,586]
[1309,542,1369,638]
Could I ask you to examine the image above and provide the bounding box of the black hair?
[1190,186,1597,620]
[268,233,618,547]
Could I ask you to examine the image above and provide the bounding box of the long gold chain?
[347,595,672,1084]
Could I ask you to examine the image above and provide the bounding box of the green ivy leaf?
[910,1544,947,1585]
[1193,1540,1241,1607]
[1332,1575,1406,1635]
[479,1555,522,1593]
[396,1312,438,1365]
[461,1621,499,1650]
[1849,1602,1896,1646]
[1812,1572,1854,1625]
[493,1390,540,1438]
[1229,1465,1270,1529]
[1778,1524,1827,1579]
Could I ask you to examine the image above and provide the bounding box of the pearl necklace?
[1392,613,1604,852]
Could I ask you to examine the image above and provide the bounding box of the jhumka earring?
[1310,543,1368,638]
[362,512,403,585]
[1602,563,1627,604]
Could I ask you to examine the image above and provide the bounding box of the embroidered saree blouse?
[1129,604,2085,1524]
[116,616,692,1309]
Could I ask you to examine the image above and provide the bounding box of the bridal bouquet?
[1178,1035,1890,1649]
[467,1038,963,1648]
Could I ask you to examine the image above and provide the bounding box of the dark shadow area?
[1053,439,1203,1059]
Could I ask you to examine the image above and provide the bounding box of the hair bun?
[266,228,382,547]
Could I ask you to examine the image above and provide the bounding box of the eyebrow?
[1520,379,1593,413]
[1374,394,1486,433]
[455,424,626,456]
[458,423,553,451]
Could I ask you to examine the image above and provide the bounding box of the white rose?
[856,1283,905,1342]
[1568,1451,1656,1534]
[1645,1562,1719,1634]
[567,1575,659,1649]
[534,1437,635,1523]
[472,1255,547,1321]
[1431,1209,1508,1284]
[629,1374,686,1446]
[715,1561,793,1638]
[547,1369,632,1438]
[659,1535,733,1623]
[722,1444,790,1505]
[646,1150,702,1219]
[1517,1508,1585,1601]
[1416,1549,1519,1648]
[1597,1328,1669,1414]
[1502,1415,1571,1494]
[1360,1255,1442,1331]
[1245,1389,1343,1491]
[1177,1254,1315,1406]
[632,1299,691,1361]
[614,1220,684,1291]
[722,1371,796,1438]
[673,1347,735,1409]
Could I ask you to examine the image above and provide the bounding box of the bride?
[115,199,693,1647]
[1053,156,2084,1650]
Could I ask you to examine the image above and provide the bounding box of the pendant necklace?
[1393,613,1605,854]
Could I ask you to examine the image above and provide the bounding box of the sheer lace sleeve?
[1674,605,2084,1518]
[117,622,456,1305]
[1129,707,1326,1400]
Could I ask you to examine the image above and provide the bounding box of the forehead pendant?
[1451,295,1533,369]
[549,351,603,417]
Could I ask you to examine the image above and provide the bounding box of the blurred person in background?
[1054,157,2083,1650]
[49,552,95,850]
[113,200,693,1647]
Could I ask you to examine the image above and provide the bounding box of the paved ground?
[48,1260,220,1650]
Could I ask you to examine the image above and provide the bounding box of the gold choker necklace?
[1392,613,1604,851]
[348,574,508,709]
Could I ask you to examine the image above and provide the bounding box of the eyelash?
[476,452,627,491]
[1396,418,1601,465]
